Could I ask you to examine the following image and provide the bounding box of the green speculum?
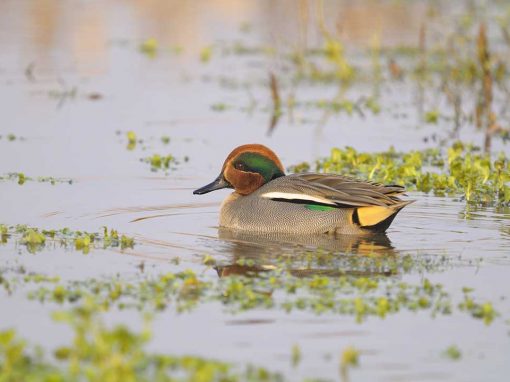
[304,204,337,212]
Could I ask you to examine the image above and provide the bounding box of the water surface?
[1,1,509,381]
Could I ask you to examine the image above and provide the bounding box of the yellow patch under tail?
[356,201,413,227]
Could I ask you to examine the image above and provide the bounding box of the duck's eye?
[234,162,246,171]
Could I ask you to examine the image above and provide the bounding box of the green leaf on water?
[443,345,462,360]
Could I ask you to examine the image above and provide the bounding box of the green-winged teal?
[193,144,413,235]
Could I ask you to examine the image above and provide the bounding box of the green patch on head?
[234,152,284,182]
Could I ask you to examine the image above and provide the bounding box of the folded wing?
[260,173,413,229]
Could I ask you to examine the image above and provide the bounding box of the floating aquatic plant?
[141,153,188,172]
[139,38,158,58]
[0,225,135,254]
[291,344,301,368]
[290,142,510,207]
[19,229,46,254]
[0,173,73,185]
[458,288,497,325]
[5,264,496,325]
[0,134,23,141]
[340,346,359,368]
[211,102,229,112]
[442,345,462,360]
[209,12,510,147]
[126,130,137,150]
[200,46,213,63]
[116,132,188,172]
[0,298,283,382]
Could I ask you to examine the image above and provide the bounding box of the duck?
[193,144,413,235]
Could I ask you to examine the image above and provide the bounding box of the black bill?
[193,175,231,195]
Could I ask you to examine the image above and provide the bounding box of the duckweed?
[290,142,510,207]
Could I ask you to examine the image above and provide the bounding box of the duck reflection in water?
[215,228,398,278]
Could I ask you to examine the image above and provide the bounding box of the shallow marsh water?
[1,1,510,381]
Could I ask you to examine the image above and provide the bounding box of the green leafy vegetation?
[212,6,510,149]
[2,4,510,381]
[442,345,462,360]
[0,134,24,141]
[142,154,176,171]
[116,131,188,172]
[141,153,188,172]
[126,130,137,150]
[340,346,360,380]
[19,229,46,253]
[458,288,497,325]
[340,346,359,368]
[0,298,284,382]
[200,46,213,63]
[139,38,158,58]
[0,235,503,381]
[0,173,73,185]
[0,225,135,254]
[0,260,494,325]
[211,102,229,112]
[290,142,510,207]
[291,344,301,367]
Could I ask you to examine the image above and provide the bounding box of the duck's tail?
[353,200,415,233]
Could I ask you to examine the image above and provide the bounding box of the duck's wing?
[261,173,407,208]
[260,173,413,229]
